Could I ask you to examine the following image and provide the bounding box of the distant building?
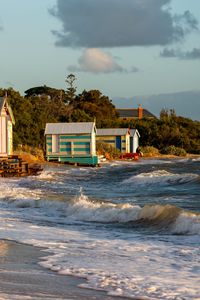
[0,96,15,157]
[96,128,140,153]
[44,122,98,166]
[117,106,156,120]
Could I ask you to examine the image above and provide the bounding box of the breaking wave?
[63,193,200,235]
[122,170,199,185]
[1,185,199,235]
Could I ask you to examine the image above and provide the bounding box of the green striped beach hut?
[96,128,140,153]
[96,128,130,153]
[44,122,98,166]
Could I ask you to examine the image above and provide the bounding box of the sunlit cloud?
[67,48,139,73]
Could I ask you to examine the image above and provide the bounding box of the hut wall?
[0,116,7,156]
[91,131,96,155]
[132,134,139,153]
[96,135,128,153]
[46,134,93,156]
[125,134,130,153]
[7,120,13,155]
[59,134,91,156]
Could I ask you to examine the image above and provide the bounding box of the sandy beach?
[0,240,130,300]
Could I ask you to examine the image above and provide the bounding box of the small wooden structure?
[44,122,98,166]
[130,129,140,153]
[0,155,43,177]
[96,128,140,154]
[0,96,15,157]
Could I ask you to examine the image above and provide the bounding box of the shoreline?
[0,239,131,300]
[12,150,200,169]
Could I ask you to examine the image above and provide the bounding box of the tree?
[24,85,66,102]
[65,74,77,104]
[70,89,119,127]
[0,88,33,147]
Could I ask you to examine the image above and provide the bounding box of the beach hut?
[0,96,15,157]
[130,129,140,153]
[96,128,140,154]
[96,128,130,153]
[44,122,98,166]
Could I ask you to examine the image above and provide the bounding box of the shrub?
[141,146,160,157]
[161,145,187,156]
[96,141,120,159]
[14,145,45,162]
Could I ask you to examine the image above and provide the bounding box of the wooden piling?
[0,155,43,177]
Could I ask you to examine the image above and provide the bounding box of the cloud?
[50,0,198,48]
[160,48,177,58]
[160,47,200,59]
[67,48,138,73]
[183,48,200,59]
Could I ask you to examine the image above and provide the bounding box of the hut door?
[130,137,133,153]
[7,121,13,155]
[52,135,59,153]
[0,116,7,156]
[133,135,139,153]
[116,136,121,151]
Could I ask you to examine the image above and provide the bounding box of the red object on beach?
[120,153,139,160]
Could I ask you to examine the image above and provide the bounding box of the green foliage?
[1,85,200,155]
[120,110,200,154]
[24,85,66,102]
[141,146,160,157]
[71,89,119,127]
[0,85,118,150]
[65,74,77,104]
[161,145,187,156]
[0,87,71,149]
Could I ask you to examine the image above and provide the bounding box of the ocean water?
[0,158,199,299]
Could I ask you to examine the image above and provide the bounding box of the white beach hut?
[0,96,15,157]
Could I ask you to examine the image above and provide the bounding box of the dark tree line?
[0,76,118,148]
[120,109,200,154]
[0,75,200,154]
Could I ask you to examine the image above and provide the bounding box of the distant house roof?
[0,97,15,124]
[117,108,156,119]
[97,128,129,136]
[45,122,96,135]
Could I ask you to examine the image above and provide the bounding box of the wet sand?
[0,240,132,300]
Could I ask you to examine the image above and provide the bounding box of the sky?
[0,0,200,119]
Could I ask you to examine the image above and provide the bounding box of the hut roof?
[97,128,140,137]
[0,97,5,112]
[130,129,140,137]
[97,128,129,136]
[45,122,96,135]
[0,97,15,124]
